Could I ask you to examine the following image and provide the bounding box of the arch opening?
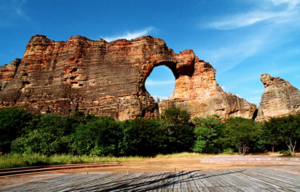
[145,65,176,103]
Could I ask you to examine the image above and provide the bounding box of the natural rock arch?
[0,35,256,120]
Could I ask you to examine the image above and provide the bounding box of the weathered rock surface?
[0,35,256,120]
[256,73,300,121]
[159,59,257,119]
[0,59,21,91]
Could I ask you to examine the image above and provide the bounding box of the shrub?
[11,130,70,155]
[223,148,234,154]
[279,149,292,156]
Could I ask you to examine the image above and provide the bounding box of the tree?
[160,106,194,153]
[264,114,300,156]
[120,118,166,156]
[69,116,122,156]
[192,115,225,153]
[11,114,73,155]
[261,122,283,153]
[222,117,262,155]
[0,107,32,153]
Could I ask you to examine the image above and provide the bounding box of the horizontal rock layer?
[0,35,256,120]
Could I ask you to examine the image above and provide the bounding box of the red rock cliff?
[0,35,256,120]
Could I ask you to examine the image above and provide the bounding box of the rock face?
[0,35,256,120]
[256,73,300,121]
[159,60,257,119]
[0,59,21,91]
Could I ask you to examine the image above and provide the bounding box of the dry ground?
[1,152,299,190]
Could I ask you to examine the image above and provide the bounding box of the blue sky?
[1,0,300,106]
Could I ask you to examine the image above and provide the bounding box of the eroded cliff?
[256,73,300,121]
[159,59,257,119]
[0,35,256,120]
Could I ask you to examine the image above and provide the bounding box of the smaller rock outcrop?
[256,73,300,121]
[0,59,21,91]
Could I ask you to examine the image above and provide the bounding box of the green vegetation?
[192,115,224,153]
[0,106,300,169]
[264,114,300,156]
[221,117,262,155]
[0,153,149,169]
[0,107,33,153]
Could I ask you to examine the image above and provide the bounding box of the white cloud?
[207,11,288,30]
[103,27,154,42]
[0,0,30,27]
[206,0,300,30]
[198,0,300,74]
[270,0,300,8]
[200,37,264,73]
[221,86,226,91]
[145,79,175,86]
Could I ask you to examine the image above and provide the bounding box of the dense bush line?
[0,107,300,156]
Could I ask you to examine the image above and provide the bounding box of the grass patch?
[0,153,149,169]
[0,152,216,169]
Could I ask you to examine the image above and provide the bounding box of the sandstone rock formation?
[0,59,21,91]
[0,35,256,120]
[158,60,257,119]
[256,73,300,121]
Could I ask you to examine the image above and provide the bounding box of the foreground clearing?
[2,167,300,191]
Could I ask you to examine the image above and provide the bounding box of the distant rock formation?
[256,73,300,121]
[0,35,256,120]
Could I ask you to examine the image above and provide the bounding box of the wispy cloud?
[198,0,300,74]
[207,11,288,30]
[206,0,300,30]
[103,27,154,42]
[145,79,175,86]
[200,38,264,73]
[0,0,30,27]
[270,0,300,8]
